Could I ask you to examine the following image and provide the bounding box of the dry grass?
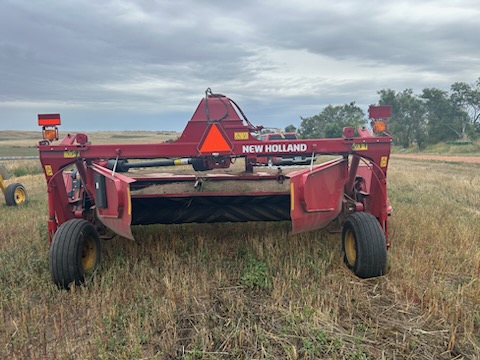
[0,130,180,157]
[0,157,479,359]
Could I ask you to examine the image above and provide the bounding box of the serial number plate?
[234,132,249,140]
[352,143,368,151]
[64,150,80,158]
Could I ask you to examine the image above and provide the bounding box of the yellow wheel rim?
[345,229,356,266]
[14,187,26,204]
[81,237,97,272]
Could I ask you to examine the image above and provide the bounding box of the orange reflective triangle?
[200,124,231,152]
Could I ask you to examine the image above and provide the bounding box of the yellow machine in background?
[0,164,28,206]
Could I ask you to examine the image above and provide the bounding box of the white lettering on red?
[243,143,308,154]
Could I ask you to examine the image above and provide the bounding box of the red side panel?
[289,158,348,234]
[90,164,136,240]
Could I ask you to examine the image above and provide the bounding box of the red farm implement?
[37,90,392,289]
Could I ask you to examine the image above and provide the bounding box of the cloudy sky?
[1,0,479,131]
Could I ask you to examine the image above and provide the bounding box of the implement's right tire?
[50,219,101,289]
[342,212,387,278]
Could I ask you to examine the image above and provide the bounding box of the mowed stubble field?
[0,133,479,359]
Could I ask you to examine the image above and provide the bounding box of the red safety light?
[368,106,392,120]
[38,114,61,126]
[38,113,60,142]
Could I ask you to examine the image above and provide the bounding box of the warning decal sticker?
[199,124,232,152]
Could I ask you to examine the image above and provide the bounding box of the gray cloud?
[0,0,479,131]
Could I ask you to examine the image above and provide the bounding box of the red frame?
[38,93,392,247]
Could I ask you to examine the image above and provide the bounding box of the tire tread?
[342,212,387,278]
[50,219,100,289]
[5,183,27,206]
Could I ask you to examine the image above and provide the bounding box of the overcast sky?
[1,0,479,131]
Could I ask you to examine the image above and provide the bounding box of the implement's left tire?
[342,212,387,278]
[50,219,101,289]
[5,183,28,206]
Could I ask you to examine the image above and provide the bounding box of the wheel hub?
[81,237,97,272]
[344,229,356,265]
[14,188,26,204]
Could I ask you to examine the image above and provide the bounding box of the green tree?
[420,88,465,143]
[378,89,427,148]
[298,102,365,139]
[284,124,297,133]
[450,78,480,137]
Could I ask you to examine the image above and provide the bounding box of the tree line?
[293,78,480,148]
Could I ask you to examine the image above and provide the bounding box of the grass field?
[0,151,479,358]
[393,140,480,156]
[0,130,179,157]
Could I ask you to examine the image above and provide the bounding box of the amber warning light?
[38,114,60,142]
[368,106,391,134]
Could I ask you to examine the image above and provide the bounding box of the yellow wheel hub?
[344,229,356,266]
[14,187,26,204]
[81,237,97,272]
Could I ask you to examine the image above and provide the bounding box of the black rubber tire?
[50,219,101,289]
[342,212,387,278]
[5,183,28,206]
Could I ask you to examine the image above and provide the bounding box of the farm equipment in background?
[256,132,316,166]
[0,164,28,206]
[37,90,393,289]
